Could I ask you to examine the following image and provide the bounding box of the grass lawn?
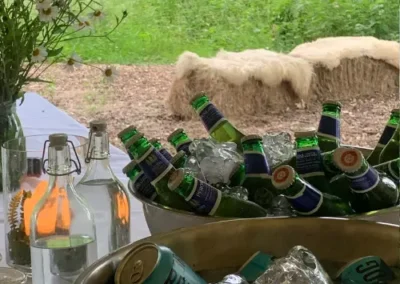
[63,0,399,64]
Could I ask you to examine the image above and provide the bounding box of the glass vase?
[1,135,88,274]
[0,102,24,193]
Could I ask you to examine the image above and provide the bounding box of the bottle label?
[317,114,340,140]
[335,256,395,284]
[286,184,323,215]
[377,124,397,146]
[137,147,172,181]
[244,151,271,176]
[176,141,192,155]
[296,147,325,177]
[132,172,157,200]
[159,148,173,162]
[186,179,222,215]
[347,166,379,193]
[198,103,226,133]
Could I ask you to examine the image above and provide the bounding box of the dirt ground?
[28,64,399,154]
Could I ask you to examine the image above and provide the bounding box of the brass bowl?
[75,217,400,283]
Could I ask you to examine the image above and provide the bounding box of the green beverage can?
[115,242,207,284]
[335,256,395,284]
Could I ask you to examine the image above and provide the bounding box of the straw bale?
[289,37,399,102]
[168,50,313,119]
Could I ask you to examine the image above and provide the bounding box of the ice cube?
[200,156,238,185]
[215,143,243,163]
[199,157,226,185]
[262,132,295,167]
[222,185,249,200]
[255,246,333,284]
[268,195,296,217]
[184,155,207,182]
[189,138,216,162]
[215,274,249,284]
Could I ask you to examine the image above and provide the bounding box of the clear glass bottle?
[30,133,97,284]
[75,120,130,259]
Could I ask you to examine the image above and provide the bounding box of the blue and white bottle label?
[176,141,192,155]
[132,172,157,200]
[159,148,173,162]
[137,147,172,181]
[198,103,226,132]
[296,147,325,177]
[244,151,271,176]
[377,124,396,146]
[286,184,323,215]
[347,166,379,193]
[317,114,340,140]
[187,179,221,215]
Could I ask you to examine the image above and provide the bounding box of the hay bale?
[289,36,399,102]
[168,49,313,119]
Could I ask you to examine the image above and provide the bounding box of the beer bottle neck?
[388,112,400,126]
[322,104,341,118]
[296,136,319,149]
[128,138,152,160]
[173,174,195,198]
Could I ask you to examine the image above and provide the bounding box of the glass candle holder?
[1,134,88,274]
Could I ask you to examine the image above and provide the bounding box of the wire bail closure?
[85,130,94,163]
[41,139,82,176]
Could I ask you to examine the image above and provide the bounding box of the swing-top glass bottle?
[30,133,97,284]
[75,120,130,259]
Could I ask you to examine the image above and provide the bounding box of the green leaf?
[26,77,53,84]
[47,47,63,57]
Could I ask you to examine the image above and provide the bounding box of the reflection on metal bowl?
[75,217,400,284]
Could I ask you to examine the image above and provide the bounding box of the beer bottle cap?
[122,160,138,175]
[49,133,68,147]
[117,125,138,139]
[190,92,208,104]
[241,135,262,144]
[171,151,186,165]
[332,147,363,173]
[323,100,342,107]
[168,169,185,191]
[272,165,296,190]
[167,128,184,142]
[391,108,400,114]
[294,129,317,138]
[125,132,144,150]
[89,120,107,132]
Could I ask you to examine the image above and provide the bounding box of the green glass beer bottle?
[190,92,245,151]
[170,150,188,169]
[168,169,267,218]
[241,135,275,208]
[317,101,342,152]
[118,125,139,160]
[333,147,399,213]
[123,160,158,201]
[125,133,192,211]
[149,138,173,161]
[272,165,354,216]
[379,123,400,164]
[167,128,193,156]
[367,109,400,165]
[294,130,331,193]
[118,125,139,144]
[374,158,400,186]
[321,150,342,179]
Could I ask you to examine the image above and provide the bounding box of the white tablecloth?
[0,93,150,266]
